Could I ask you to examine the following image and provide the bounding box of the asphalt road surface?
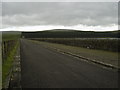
[20,39,118,88]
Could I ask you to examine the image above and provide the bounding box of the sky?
[1,2,119,31]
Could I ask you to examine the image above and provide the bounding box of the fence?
[2,40,17,64]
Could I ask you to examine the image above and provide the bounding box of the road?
[20,39,118,88]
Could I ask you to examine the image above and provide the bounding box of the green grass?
[31,40,119,68]
[2,33,21,41]
[2,32,20,87]
[33,38,119,52]
[2,32,21,85]
[2,41,19,86]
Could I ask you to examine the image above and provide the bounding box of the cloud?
[1,24,118,32]
[1,2,118,31]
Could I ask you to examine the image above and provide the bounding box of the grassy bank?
[31,40,119,68]
[2,32,21,87]
[2,40,19,86]
[31,38,119,52]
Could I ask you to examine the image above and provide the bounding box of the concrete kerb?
[44,46,119,70]
[30,40,119,70]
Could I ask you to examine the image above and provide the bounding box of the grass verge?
[2,40,19,86]
[30,40,119,69]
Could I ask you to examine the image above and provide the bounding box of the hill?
[22,29,120,38]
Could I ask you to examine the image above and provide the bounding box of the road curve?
[20,39,118,88]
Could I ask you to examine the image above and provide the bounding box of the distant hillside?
[22,29,120,38]
[2,31,21,41]
[2,31,20,33]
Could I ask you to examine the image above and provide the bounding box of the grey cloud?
[2,2,118,28]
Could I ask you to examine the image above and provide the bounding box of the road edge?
[30,39,119,71]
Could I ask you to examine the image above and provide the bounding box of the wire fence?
[2,40,17,64]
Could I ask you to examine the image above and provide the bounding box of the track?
[20,39,118,88]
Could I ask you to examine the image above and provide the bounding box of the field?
[31,38,119,52]
[2,31,21,41]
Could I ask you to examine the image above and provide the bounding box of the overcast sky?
[1,2,118,31]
